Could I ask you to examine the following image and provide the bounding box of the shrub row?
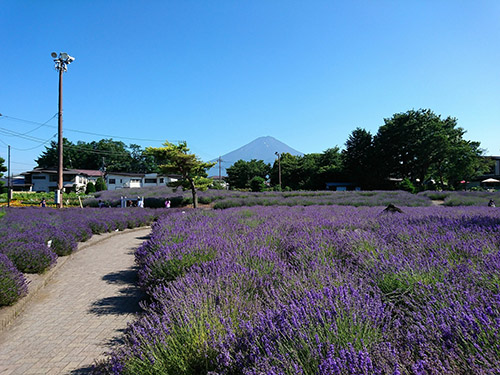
[0,207,161,306]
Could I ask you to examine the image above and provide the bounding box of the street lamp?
[51,52,75,208]
[275,152,282,190]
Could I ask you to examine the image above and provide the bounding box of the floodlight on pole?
[51,52,75,208]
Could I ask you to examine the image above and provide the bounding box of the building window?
[144,178,156,183]
[159,178,164,183]
[109,179,116,184]
[131,179,141,183]
[120,179,123,183]
[32,175,46,180]
[49,175,58,182]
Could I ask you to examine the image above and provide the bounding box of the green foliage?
[249,176,266,192]
[36,138,156,173]
[0,156,6,177]
[146,141,216,208]
[95,177,107,191]
[399,178,416,193]
[342,128,375,188]
[85,181,96,194]
[149,251,216,286]
[210,180,225,190]
[0,157,6,194]
[122,309,219,375]
[227,159,270,189]
[269,149,343,191]
[372,109,488,190]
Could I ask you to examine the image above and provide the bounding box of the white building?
[22,168,100,193]
[105,172,178,190]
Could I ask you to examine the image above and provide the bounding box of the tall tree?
[342,128,375,188]
[146,141,215,208]
[36,138,79,169]
[226,159,270,189]
[373,109,488,189]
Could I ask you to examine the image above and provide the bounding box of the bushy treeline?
[36,138,157,173]
[227,109,492,192]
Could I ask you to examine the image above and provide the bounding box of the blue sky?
[1,1,499,175]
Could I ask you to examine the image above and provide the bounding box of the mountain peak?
[208,136,303,176]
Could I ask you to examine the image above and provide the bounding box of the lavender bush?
[419,191,500,206]
[99,205,500,375]
[0,253,28,306]
[0,207,162,305]
[1,242,57,273]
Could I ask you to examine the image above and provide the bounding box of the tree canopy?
[36,138,156,173]
[226,159,270,189]
[269,149,343,190]
[369,109,489,190]
[0,157,6,193]
[342,128,375,188]
[146,141,215,208]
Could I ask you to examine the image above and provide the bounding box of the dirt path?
[0,227,150,375]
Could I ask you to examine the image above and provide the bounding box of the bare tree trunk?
[189,178,198,208]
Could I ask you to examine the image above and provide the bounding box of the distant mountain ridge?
[208,136,303,177]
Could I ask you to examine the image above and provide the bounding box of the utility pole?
[7,145,10,208]
[52,52,75,208]
[218,156,222,182]
[275,152,282,190]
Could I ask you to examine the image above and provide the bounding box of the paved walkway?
[0,227,151,375]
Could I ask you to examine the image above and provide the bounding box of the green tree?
[36,139,156,173]
[226,159,270,189]
[85,182,96,194]
[372,109,487,190]
[129,144,158,173]
[316,147,344,189]
[249,176,266,192]
[146,141,215,208]
[36,138,79,169]
[95,177,107,191]
[0,156,6,193]
[342,128,375,188]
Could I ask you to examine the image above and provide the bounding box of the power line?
[0,114,171,143]
[0,127,57,144]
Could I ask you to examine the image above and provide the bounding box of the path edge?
[0,225,150,333]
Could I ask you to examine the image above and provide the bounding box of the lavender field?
[99,205,500,375]
[418,191,500,207]
[0,207,160,306]
[86,188,432,209]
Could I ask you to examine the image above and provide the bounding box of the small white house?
[106,173,143,189]
[105,172,178,190]
[22,168,99,193]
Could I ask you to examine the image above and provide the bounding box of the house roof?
[106,172,145,177]
[22,167,83,176]
[74,169,103,177]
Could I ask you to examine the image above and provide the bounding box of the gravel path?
[0,227,150,375]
